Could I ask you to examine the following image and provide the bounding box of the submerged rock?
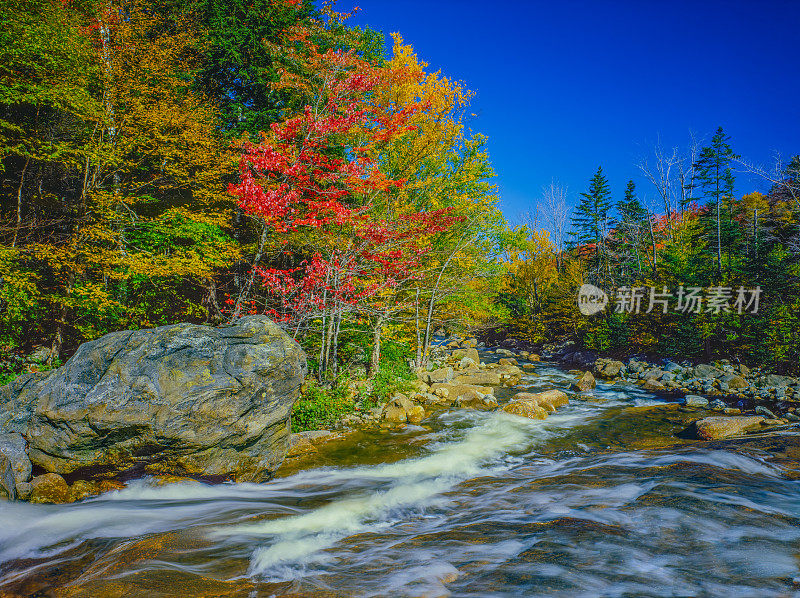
[0,315,306,484]
[287,430,346,457]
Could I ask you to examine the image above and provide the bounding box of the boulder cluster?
[554,346,800,411]
[549,343,798,440]
[375,338,568,425]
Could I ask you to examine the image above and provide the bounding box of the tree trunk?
[753,208,758,257]
[422,241,465,366]
[648,213,657,276]
[323,303,335,379]
[317,292,328,382]
[231,222,269,320]
[715,163,722,278]
[49,273,75,365]
[369,314,384,375]
[414,288,422,368]
[331,308,342,376]
[716,198,722,278]
[203,277,223,323]
[12,157,30,248]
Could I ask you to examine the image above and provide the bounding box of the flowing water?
[2,359,800,597]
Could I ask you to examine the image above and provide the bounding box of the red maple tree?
[227,28,461,375]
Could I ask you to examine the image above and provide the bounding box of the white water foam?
[214,411,576,578]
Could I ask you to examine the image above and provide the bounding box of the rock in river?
[0,433,31,492]
[693,416,765,440]
[503,389,569,420]
[593,358,625,380]
[28,472,71,504]
[683,395,709,408]
[572,371,596,391]
[0,315,307,483]
[502,400,548,420]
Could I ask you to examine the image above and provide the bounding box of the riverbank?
[285,334,798,465]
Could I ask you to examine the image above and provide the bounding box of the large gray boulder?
[0,315,306,483]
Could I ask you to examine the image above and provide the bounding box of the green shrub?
[291,378,354,432]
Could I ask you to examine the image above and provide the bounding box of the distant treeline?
[499,129,800,372]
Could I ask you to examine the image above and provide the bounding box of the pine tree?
[617,180,648,224]
[612,180,648,280]
[571,166,612,279]
[691,127,739,278]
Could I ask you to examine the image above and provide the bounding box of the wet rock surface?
[693,416,766,440]
[4,332,800,596]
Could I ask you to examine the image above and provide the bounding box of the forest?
[502,133,800,373]
[1,0,798,426]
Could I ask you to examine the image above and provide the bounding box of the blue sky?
[348,0,800,224]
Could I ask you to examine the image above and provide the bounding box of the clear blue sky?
[348,0,800,224]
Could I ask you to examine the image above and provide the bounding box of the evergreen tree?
[690,127,739,277]
[571,166,612,279]
[612,180,649,280]
[617,180,649,224]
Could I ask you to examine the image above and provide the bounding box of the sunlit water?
[2,360,800,597]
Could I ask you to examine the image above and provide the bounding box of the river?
[2,359,800,597]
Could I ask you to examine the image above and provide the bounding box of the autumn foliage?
[0,0,502,379]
